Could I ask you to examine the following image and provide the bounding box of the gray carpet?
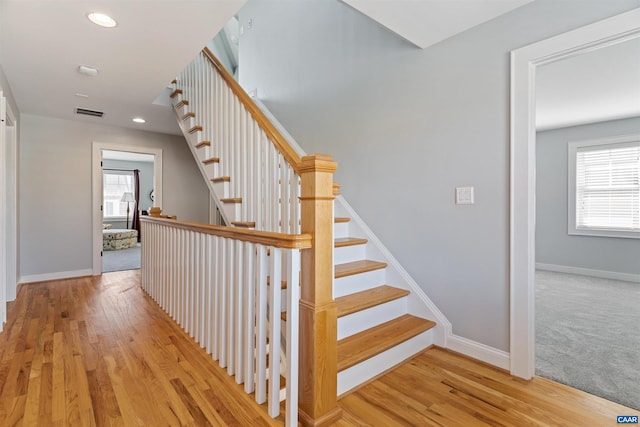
[102,244,141,273]
[536,270,640,410]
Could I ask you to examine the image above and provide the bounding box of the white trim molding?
[447,335,510,371]
[92,142,163,275]
[510,9,640,379]
[536,263,640,283]
[20,269,94,285]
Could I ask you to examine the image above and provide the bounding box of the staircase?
[331,214,436,394]
[165,47,447,424]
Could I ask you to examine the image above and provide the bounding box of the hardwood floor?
[335,349,634,427]
[0,270,633,426]
[0,271,280,426]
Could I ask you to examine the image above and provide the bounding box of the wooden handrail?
[140,216,311,249]
[202,47,303,174]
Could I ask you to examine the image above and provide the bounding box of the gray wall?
[238,0,640,351]
[536,117,640,275]
[19,114,209,277]
[102,158,155,229]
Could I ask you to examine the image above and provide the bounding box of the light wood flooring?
[0,270,633,426]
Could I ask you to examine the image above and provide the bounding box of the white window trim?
[567,133,640,239]
[102,170,135,219]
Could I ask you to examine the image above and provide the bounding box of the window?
[568,134,640,238]
[103,172,134,219]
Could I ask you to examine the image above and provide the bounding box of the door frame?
[509,8,640,379]
[92,142,163,275]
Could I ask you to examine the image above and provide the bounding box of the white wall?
[536,117,640,276]
[19,114,209,279]
[238,0,640,351]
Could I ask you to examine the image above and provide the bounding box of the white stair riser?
[333,222,349,238]
[202,162,220,178]
[221,203,241,222]
[334,244,366,265]
[211,180,230,198]
[337,329,434,396]
[334,269,386,298]
[338,297,408,340]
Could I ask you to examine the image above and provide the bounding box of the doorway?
[0,91,17,330]
[92,143,163,275]
[510,8,640,379]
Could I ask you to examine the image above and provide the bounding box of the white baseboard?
[446,334,510,370]
[19,269,94,284]
[536,263,640,283]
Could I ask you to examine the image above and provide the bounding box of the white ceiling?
[0,0,246,135]
[1,0,635,137]
[342,0,534,49]
[536,37,640,131]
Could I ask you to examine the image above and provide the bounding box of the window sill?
[569,228,639,239]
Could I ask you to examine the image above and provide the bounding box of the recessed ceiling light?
[132,117,146,124]
[75,93,89,98]
[78,65,99,77]
[87,12,117,28]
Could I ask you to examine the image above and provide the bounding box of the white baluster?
[218,236,226,368]
[268,247,282,417]
[255,244,268,404]
[234,239,244,384]
[227,238,235,376]
[285,249,300,426]
[244,242,256,394]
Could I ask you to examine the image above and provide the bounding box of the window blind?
[576,142,640,231]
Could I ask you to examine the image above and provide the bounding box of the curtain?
[132,169,140,239]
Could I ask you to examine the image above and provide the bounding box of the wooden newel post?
[297,154,342,426]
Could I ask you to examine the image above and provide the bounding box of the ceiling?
[536,36,640,131]
[1,0,636,137]
[342,0,534,49]
[0,0,246,136]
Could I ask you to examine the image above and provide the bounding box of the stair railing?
[165,49,342,426]
[141,216,307,425]
[173,48,303,233]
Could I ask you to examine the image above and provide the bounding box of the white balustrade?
[140,218,304,425]
[173,51,301,234]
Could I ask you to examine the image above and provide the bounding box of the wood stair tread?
[220,198,242,204]
[334,237,367,248]
[336,285,409,318]
[181,112,195,121]
[175,100,188,108]
[169,89,182,98]
[335,260,387,278]
[334,217,350,223]
[195,141,210,148]
[281,284,411,322]
[211,176,231,183]
[202,157,219,164]
[231,221,255,228]
[337,314,436,372]
[188,125,203,134]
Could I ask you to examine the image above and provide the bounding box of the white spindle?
[285,249,300,426]
[268,248,282,417]
[243,242,256,394]
[255,244,268,404]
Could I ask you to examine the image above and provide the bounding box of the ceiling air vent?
[75,107,104,117]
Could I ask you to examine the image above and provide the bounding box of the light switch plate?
[455,187,474,204]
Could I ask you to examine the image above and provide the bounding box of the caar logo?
[617,415,639,424]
